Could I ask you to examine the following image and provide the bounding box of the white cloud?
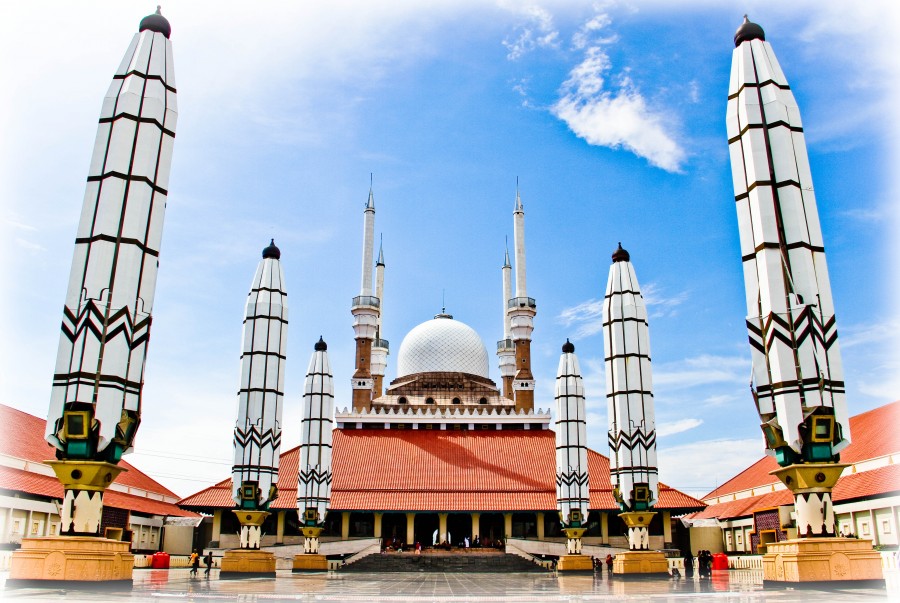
[550,8,686,173]
[502,4,560,60]
[641,282,688,318]
[657,437,762,499]
[657,418,703,437]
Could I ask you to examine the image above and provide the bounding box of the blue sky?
[1,1,897,500]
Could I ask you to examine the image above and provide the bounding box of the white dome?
[396,317,490,378]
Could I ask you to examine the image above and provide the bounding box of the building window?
[452,398,461,404]
[151,533,156,543]
[883,521,891,534]
[736,534,742,545]
[13,520,21,534]
[861,522,870,536]
[50,524,57,536]
[398,397,407,404]
[31,522,39,535]
[479,397,487,404]
[425,397,435,404]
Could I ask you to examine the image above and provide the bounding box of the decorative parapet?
[351,295,380,310]
[372,339,389,350]
[496,338,515,352]
[335,405,551,429]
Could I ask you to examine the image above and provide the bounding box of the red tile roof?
[0,404,194,517]
[702,401,900,501]
[179,429,705,513]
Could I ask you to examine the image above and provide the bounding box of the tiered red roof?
[695,401,900,520]
[0,404,196,517]
[178,429,705,513]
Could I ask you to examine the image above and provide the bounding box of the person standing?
[189,551,199,577]
[605,554,613,574]
[683,551,694,578]
[204,550,214,577]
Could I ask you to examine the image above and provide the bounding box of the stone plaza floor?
[1,568,898,602]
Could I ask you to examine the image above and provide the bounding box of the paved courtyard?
[1,569,897,602]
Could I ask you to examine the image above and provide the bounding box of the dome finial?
[734,15,765,47]
[140,5,172,38]
[612,242,630,263]
[562,339,575,354]
[262,238,281,260]
[314,336,327,351]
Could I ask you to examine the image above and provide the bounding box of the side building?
[691,401,900,554]
[0,404,198,554]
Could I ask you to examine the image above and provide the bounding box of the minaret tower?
[226,241,287,574]
[554,340,593,572]
[371,238,389,398]
[497,244,515,399]
[42,6,177,537]
[508,186,536,412]
[351,184,379,410]
[10,8,178,585]
[728,17,879,584]
[604,244,666,575]
[294,337,334,571]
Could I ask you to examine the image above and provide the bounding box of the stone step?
[341,552,546,573]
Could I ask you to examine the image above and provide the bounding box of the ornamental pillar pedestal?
[612,512,667,577]
[221,511,275,577]
[292,526,328,572]
[762,463,883,586]
[7,460,133,587]
[557,527,593,572]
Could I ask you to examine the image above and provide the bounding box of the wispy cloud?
[657,417,703,437]
[550,10,686,172]
[557,283,688,337]
[839,318,900,349]
[502,4,560,60]
[653,354,750,391]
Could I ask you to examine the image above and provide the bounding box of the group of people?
[590,554,614,573]
[683,550,715,578]
[189,550,214,577]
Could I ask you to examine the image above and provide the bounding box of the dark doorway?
[479,513,504,546]
[511,512,537,538]
[415,513,439,546]
[381,513,407,546]
[348,512,374,537]
[447,513,471,546]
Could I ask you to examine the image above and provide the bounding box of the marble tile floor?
[1,569,897,603]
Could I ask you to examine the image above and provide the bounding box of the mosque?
[178,188,704,553]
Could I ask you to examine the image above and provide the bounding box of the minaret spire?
[351,177,380,410]
[508,181,536,412]
[497,241,515,399]
[371,235,388,398]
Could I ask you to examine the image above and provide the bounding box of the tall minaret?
[231,240,287,550]
[351,184,379,410]
[555,340,590,560]
[296,337,334,560]
[497,244,515,399]
[728,17,850,539]
[42,8,177,537]
[371,238,388,398]
[508,186,536,412]
[603,244,658,551]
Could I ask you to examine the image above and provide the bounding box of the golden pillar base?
[220,549,276,577]
[7,536,133,586]
[292,554,329,571]
[763,537,884,585]
[612,550,668,576]
[557,554,594,572]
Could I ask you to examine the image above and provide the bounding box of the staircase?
[340,551,546,573]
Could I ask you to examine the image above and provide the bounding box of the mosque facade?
[179,188,704,553]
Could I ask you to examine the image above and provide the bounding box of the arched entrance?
[414,513,439,547]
